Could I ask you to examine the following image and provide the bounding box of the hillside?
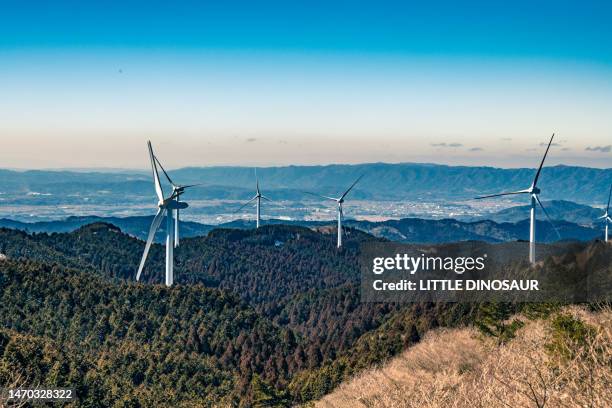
[315,305,612,408]
[0,259,293,406]
[0,225,473,406]
[0,215,214,241]
[0,225,610,406]
[0,223,418,373]
[475,199,603,226]
[344,217,600,243]
[0,210,603,244]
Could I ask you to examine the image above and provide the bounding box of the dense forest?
[0,224,610,406]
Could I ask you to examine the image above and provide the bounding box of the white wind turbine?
[475,134,560,264]
[152,156,202,247]
[597,184,612,242]
[136,141,189,287]
[234,170,272,228]
[305,175,363,248]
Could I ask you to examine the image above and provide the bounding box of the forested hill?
[0,215,215,241]
[0,209,602,244]
[0,223,392,362]
[0,223,375,286]
[0,224,610,406]
[343,217,600,243]
[0,224,440,405]
[0,258,295,406]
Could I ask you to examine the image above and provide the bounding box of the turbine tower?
[153,156,201,247]
[235,170,272,228]
[597,184,612,242]
[136,141,189,286]
[475,134,560,264]
[305,175,363,248]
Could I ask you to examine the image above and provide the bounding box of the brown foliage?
[316,306,612,408]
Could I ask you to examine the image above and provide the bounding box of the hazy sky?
[1,1,611,169]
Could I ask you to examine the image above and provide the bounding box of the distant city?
[0,197,513,224]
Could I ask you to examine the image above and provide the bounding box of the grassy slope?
[314,305,612,408]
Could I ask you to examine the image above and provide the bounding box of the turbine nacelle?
[165,200,189,210]
[151,154,201,248]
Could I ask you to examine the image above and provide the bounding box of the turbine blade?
[180,183,204,189]
[474,190,529,199]
[260,195,289,210]
[154,154,175,186]
[535,195,561,240]
[532,133,554,188]
[136,208,165,281]
[168,184,202,201]
[147,141,165,202]
[233,196,258,214]
[340,174,364,200]
[607,216,612,223]
[303,191,338,201]
[607,184,612,213]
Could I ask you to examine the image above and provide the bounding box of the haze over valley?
[1,163,610,226]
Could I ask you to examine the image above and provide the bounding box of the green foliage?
[0,225,398,379]
[251,374,290,407]
[475,303,525,344]
[0,259,293,406]
[0,225,411,406]
[520,302,562,320]
[546,313,596,361]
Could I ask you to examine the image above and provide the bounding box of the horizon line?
[1,161,610,173]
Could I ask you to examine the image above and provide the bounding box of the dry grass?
[0,368,29,408]
[315,306,612,408]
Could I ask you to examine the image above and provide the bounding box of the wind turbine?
[475,134,560,264]
[136,141,188,286]
[234,170,272,228]
[305,175,363,248]
[597,184,612,242]
[152,155,201,247]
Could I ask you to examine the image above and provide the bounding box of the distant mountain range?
[466,200,603,226]
[1,163,610,203]
[343,217,600,243]
[0,208,604,244]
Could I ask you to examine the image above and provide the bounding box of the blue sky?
[2,0,610,61]
[0,1,611,168]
